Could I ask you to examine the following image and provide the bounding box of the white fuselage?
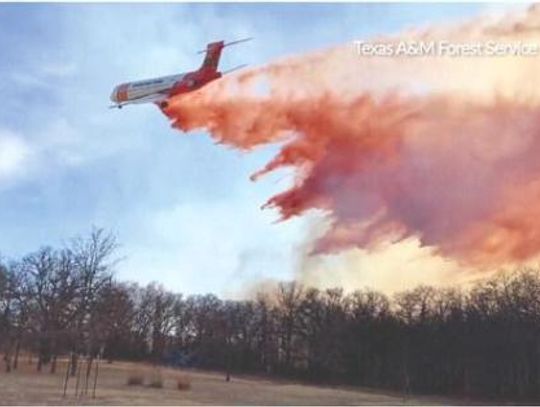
[110,73,186,104]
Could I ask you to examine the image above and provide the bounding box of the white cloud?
[0,118,103,188]
[118,190,310,296]
[10,72,52,90]
[0,130,33,183]
[37,118,87,167]
[9,62,77,91]
[41,62,77,78]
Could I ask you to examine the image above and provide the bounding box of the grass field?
[0,359,464,405]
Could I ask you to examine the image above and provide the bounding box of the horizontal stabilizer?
[223,64,248,75]
[197,37,253,54]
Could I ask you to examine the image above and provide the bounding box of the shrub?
[176,375,192,391]
[126,372,144,386]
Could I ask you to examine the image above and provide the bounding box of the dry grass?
[176,375,191,391]
[147,372,164,389]
[0,359,459,405]
[126,371,144,386]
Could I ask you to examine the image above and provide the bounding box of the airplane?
[109,38,252,110]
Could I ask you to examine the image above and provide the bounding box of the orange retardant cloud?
[164,5,540,268]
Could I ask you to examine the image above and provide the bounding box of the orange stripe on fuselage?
[117,84,129,102]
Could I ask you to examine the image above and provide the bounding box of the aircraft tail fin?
[199,41,225,72]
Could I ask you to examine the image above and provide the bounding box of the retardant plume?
[164,5,540,268]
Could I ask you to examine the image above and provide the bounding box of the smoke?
[164,5,540,285]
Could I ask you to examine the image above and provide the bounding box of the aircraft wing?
[109,92,168,109]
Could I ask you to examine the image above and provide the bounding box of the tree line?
[1,229,540,401]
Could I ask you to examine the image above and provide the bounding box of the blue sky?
[0,3,511,296]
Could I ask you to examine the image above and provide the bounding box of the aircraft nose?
[111,83,129,103]
[110,87,118,102]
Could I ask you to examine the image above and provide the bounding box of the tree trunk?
[84,357,94,395]
[70,353,78,377]
[50,354,57,374]
[37,337,50,372]
[37,354,43,372]
[225,337,231,382]
[3,349,12,373]
[13,340,21,370]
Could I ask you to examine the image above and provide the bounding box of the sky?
[0,3,514,296]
